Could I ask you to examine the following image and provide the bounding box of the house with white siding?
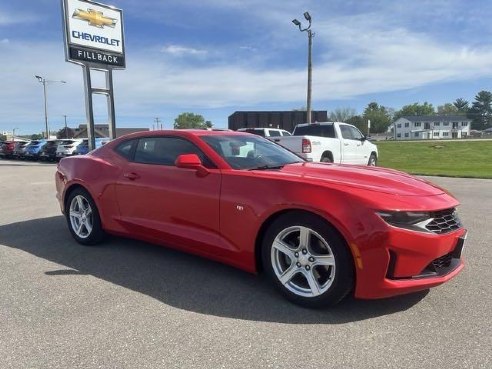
[391,115,471,140]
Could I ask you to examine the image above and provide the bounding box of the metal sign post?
[62,0,125,150]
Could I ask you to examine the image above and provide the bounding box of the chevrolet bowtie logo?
[72,8,117,28]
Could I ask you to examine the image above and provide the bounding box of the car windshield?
[201,134,304,170]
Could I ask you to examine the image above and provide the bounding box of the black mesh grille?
[432,253,453,269]
[425,208,462,234]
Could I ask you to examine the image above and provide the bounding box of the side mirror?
[175,154,209,177]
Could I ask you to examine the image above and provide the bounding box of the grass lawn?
[376,140,492,179]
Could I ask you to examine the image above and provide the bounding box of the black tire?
[320,155,333,163]
[261,212,354,308]
[368,153,377,166]
[65,187,105,245]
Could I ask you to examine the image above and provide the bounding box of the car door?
[339,125,361,164]
[347,126,371,165]
[114,136,222,250]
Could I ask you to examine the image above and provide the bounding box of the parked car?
[24,139,48,160]
[55,130,466,308]
[39,140,62,162]
[0,141,17,159]
[74,138,111,155]
[12,141,30,159]
[273,122,378,165]
[237,128,292,137]
[56,139,84,159]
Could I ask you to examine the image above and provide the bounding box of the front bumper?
[354,226,466,299]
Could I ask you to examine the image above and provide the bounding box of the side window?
[349,126,363,140]
[134,137,215,167]
[339,125,354,140]
[281,131,291,136]
[268,130,281,137]
[115,140,136,160]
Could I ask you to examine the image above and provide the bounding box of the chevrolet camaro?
[55,130,466,307]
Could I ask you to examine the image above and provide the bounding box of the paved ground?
[0,160,490,369]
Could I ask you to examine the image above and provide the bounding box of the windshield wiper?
[248,165,285,171]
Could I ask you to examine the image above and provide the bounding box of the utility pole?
[154,117,161,130]
[63,115,68,138]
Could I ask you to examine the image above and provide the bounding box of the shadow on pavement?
[0,216,428,324]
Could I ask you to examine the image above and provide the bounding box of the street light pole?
[293,12,314,124]
[63,115,68,138]
[35,76,66,139]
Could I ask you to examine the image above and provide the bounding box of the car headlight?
[377,211,433,232]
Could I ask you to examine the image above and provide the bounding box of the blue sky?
[2,0,492,135]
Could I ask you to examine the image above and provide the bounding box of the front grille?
[425,208,462,234]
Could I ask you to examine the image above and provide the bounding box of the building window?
[434,122,440,126]
[433,131,440,137]
[414,122,421,127]
[397,123,402,128]
[397,133,401,138]
[443,132,449,137]
[444,122,449,126]
[461,122,468,126]
[404,133,409,137]
[414,132,419,137]
[404,123,409,128]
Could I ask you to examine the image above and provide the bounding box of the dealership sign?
[62,0,125,68]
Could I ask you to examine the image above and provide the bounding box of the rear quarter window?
[115,140,136,160]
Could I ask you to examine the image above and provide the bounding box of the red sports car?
[55,130,466,307]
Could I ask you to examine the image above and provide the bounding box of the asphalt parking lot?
[0,160,490,369]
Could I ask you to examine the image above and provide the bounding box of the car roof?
[114,129,251,140]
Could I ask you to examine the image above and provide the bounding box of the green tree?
[329,107,357,122]
[346,115,366,132]
[468,90,492,129]
[0,133,6,141]
[437,103,458,115]
[30,133,44,140]
[453,98,469,114]
[362,102,392,134]
[174,113,211,129]
[393,102,435,121]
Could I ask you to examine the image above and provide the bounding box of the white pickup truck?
[272,122,378,165]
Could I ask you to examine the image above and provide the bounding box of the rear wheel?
[262,212,354,307]
[320,154,333,163]
[66,188,104,245]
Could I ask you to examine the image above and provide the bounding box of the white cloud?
[161,44,208,56]
[0,9,37,26]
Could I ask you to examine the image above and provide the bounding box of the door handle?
[124,172,140,180]
[344,143,349,146]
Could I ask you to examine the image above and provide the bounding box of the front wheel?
[66,188,104,245]
[262,212,354,308]
[368,153,377,166]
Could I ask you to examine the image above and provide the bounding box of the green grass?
[376,140,492,178]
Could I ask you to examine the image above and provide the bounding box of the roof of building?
[399,115,471,122]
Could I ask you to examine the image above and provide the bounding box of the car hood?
[278,163,445,196]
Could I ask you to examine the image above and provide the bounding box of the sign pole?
[82,65,96,150]
[106,69,116,140]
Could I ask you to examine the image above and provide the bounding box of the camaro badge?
[72,8,117,28]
